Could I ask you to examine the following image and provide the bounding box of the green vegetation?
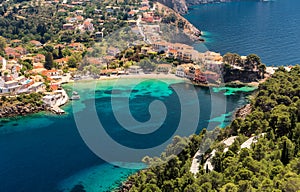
[0,93,44,107]
[121,65,300,192]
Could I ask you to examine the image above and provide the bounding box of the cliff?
[156,2,202,40]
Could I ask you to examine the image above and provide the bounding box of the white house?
[0,80,20,94]
[128,65,143,74]
[28,82,45,93]
[0,56,7,71]
[176,66,185,77]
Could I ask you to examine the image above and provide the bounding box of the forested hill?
[156,0,259,14]
[120,65,300,191]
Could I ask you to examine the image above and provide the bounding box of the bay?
[0,79,253,191]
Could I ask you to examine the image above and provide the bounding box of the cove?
[0,79,254,191]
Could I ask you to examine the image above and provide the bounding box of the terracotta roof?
[128,11,135,15]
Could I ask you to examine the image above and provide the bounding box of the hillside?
[119,65,300,191]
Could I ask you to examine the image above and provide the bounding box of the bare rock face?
[235,104,252,119]
[158,0,188,14]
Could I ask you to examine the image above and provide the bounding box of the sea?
[0,79,254,192]
[1,0,298,191]
[186,0,300,66]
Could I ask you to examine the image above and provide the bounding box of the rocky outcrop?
[235,104,252,119]
[156,2,202,40]
[0,103,47,118]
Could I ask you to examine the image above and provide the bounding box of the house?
[167,49,177,59]
[28,82,45,92]
[75,10,84,15]
[42,94,57,106]
[94,9,102,14]
[76,16,84,22]
[14,46,27,55]
[128,65,142,74]
[176,66,185,77]
[106,6,113,13]
[42,69,61,77]
[11,39,22,46]
[33,54,46,63]
[29,40,42,47]
[66,17,77,23]
[0,80,20,94]
[5,47,21,59]
[107,47,120,56]
[156,64,172,73]
[128,10,135,18]
[0,56,7,71]
[82,19,94,31]
[95,31,104,38]
[0,77,4,87]
[63,23,75,30]
[152,41,169,52]
[139,6,149,12]
[54,58,69,66]
[15,76,26,84]
[68,43,85,51]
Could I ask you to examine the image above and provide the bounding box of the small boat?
[70,91,80,100]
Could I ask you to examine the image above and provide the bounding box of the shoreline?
[0,72,265,119]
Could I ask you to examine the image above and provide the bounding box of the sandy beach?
[98,73,188,81]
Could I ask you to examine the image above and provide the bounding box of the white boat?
[70,91,80,100]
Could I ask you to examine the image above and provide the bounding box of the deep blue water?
[186,0,300,66]
[0,79,253,192]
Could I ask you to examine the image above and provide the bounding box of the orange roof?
[11,39,21,43]
[50,84,58,91]
[128,11,135,15]
[168,49,177,54]
[139,6,149,11]
[68,42,83,47]
[54,58,69,63]
[30,40,42,45]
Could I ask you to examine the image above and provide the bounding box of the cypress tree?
[44,52,53,70]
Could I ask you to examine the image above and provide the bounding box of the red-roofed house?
[14,46,27,55]
[30,40,43,47]
[33,54,46,63]
[128,10,135,17]
[68,43,85,51]
[139,6,149,12]
[54,58,69,66]
[42,69,60,77]
[5,47,21,59]
[83,19,94,31]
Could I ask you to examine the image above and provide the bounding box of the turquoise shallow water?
[186,0,300,66]
[0,79,254,192]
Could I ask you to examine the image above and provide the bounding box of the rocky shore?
[234,103,252,119]
[0,103,47,118]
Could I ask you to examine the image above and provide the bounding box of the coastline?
[0,71,267,119]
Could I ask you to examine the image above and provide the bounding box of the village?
[0,0,264,116]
